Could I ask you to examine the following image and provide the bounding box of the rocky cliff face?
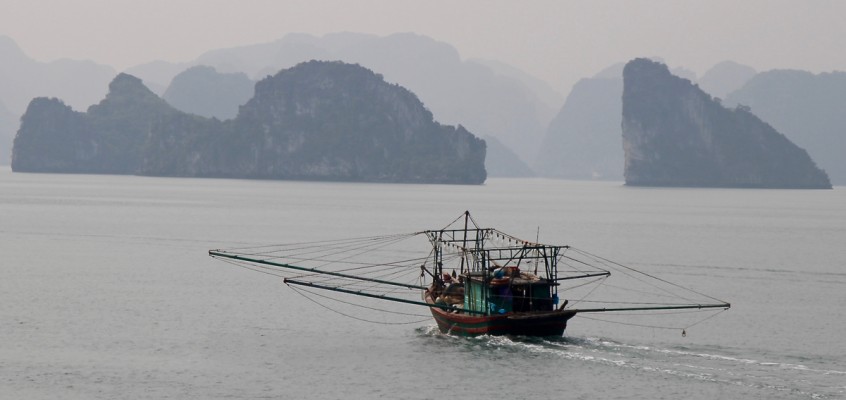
[11,98,92,172]
[14,62,486,184]
[621,58,830,189]
[142,61,486,183]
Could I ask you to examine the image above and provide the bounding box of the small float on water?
[209,212,730,337]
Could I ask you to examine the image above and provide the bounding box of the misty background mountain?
[535,76,623,180]
[725,70,846,185]
[0,100,16,165]
[0,36,115,115]
[128,32,561,169]
[1,33,844,186]
[0,35,115,164]
[161,66,254,120]
[698,61,758,100]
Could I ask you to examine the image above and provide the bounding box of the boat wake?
[416,326,845,399]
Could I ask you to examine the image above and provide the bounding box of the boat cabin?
[466,268,556,314]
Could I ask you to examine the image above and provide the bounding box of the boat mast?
[433,231,443,285]
[547,246,558,306]
[459,210,469,274]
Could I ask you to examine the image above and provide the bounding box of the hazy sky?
[3,0,845,94]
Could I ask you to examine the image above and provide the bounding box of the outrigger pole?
[555,272,611,281]
[282,278,728,316]
[571,303,731,314]
[210,250,729,316]
[283,278,488,315]
[208,250,427,290]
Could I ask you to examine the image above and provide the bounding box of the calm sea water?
[1,167,844,399]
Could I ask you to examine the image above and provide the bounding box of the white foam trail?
[418,331,842,398]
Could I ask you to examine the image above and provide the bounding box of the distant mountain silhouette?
[535,77,623,180]
[0,100,16,164]
[593,63,625,79]
[125,32,554,168]
[697,61,757,100]
[469,58,563,124]
[162,66,254,120]
[123,60,187,95]
[0,35,117,165]
[483,136,534,177]
[0,35,115,115]
[14,62,487,184]
[670,66,697,82]
[622,58,830,189]
[725,70,846,185]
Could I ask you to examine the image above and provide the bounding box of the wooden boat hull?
[426,296,577,337]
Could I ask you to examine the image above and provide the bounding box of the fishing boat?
[209,211,730,337]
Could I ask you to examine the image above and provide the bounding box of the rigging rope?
[288,284,431,325]
[682,308,728,330]
[566,276,608,307]
[570,247,729,305]
[577,314,682,330]
[576,308,728,337]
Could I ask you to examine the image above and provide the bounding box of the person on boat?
[439,273,464,308]
[491,269,513,313]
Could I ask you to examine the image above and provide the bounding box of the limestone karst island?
[621,58,831,189]
[12,61,487,184]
